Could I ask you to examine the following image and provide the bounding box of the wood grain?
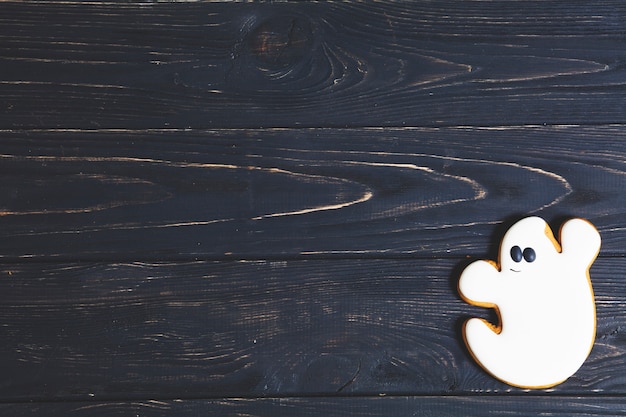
[1,1,625,129]
[2,396,626,417]
[3,1,625,414]
[0,127,623,260]
[0,258,624,401]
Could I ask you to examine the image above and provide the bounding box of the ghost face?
[499,218,561,275]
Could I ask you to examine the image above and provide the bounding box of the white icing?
[458,216,601,388]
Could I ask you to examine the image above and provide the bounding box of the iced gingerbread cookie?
[458,216,601,388]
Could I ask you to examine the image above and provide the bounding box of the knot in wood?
[248,16,313,72]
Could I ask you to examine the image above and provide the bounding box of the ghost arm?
[560,218,601,268]
[458,259,502,307]
[459,260,504,357]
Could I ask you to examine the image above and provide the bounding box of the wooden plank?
[2,396,626,417]
[0,127,624,259]
[0,258,624,401]
[1,1,625,129]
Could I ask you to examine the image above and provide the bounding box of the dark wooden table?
[1,1,625,415]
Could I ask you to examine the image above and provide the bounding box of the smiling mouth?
[510,268,521,273]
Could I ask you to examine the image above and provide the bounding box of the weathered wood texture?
[2,396,626,417]
[1,1,625,129]
[3,0,626,415]
[1,127,624,260]
[1,258,624,401]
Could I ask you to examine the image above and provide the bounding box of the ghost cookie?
[458,216,601,388]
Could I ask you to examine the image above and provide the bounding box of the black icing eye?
[510,245,523,263]
[523,247,536,263]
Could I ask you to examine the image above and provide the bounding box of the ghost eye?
[523,247,536,263]
[510,246,523,262]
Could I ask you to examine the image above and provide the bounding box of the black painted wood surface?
[1,1,625,415]
[1,1,626,129]
[3,397,626,417]
[1,258,625,401]
[1,127,624,260]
